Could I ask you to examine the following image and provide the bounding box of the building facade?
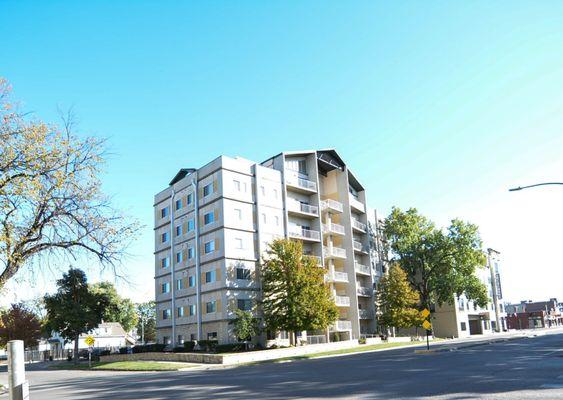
[154,150,384,346]
[432,248,507,338]
[505,298,563,329]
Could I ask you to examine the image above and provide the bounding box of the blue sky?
[2,1,563,304]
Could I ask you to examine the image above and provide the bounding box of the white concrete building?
[154,149,385,346]
[432,248,506,338]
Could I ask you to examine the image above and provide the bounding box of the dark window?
[460,322,467,331]
[236,268,251,280]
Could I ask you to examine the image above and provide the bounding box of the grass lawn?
[51,360,195,371]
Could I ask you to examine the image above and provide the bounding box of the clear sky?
[2,1,563,305]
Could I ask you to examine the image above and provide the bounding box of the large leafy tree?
[383,207,489,309]
[0,78,139,289]
[90,282,138,332]
[44,268,105,364]
[0,303,42,349]
[376,264,424,334]
[136,301,156,344]
[261,239,338,345]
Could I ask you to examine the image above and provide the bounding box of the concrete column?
[8,340,28,400]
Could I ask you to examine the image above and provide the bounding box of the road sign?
[421,308,430,318]
[85,336,95,347]
[422,320,432,330]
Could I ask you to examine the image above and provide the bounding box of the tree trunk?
[73,334,79,365]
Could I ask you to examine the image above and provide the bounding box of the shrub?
[197,340,218,352]
[119,347,128,354]
[172,346,186,353]
[359,337,366,345]
[99,349,111,356]
[184,341,196,352]
[132,344,166,353]
[215,343,246,353]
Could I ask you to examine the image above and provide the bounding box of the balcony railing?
[328,271,349,283]
[321,199,343,213]
[333,320,352,331]
[353,240,368,253]
[287,176,317,192]
[352,219,367,232]
[322,222,345,235]
[290,228,320,241]
[354,262,371,275]
[359,309,374,319]
[349,194,365,213]
[324,246,347,259]
[288,201,319,216]
[357,287,372,297]
[334,295,351,306]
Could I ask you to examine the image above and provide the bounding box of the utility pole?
[8,340,28,400]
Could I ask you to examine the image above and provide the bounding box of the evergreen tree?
[261,239,338,345]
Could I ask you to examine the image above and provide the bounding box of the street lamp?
[508,182,563,192]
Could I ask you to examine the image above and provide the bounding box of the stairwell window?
[161,257,170,269]
[203,183,213,197]
[177,307,184,317]
[187,219,195,232]
[188,276,195,287]
[176,225,182,237]
[204,240,215,254]
[204,212,215,225]
[162,309,171,320]
[189,304,196,316]
[188,247,194,259]
[206,301,216,313]
[205,270,216,283]
[187,193,193,205]
[175,199,182,210]
[161,282,170,293]
[161,207,169,218]
[176,251,182,263]
[161,232,169,243]
[176,278,183,290]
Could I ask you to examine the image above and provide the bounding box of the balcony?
[354,262,371,276]
[287,200,319,218]
[349,194,365,213]
[286,176,317,193]
[327,271,349,283]
[321,199,343,213]
[333,320,352,331]
[334,295,351,307]
[323,246,347,259]
[357,286,372,297]
[304,255,322,267]
[353,240,369,254]
[322,222,345,236]
[359,309,375,319]
[352,219,367,232]
[289,228,321,242]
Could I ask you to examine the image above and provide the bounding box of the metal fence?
[306,335,327,345]
[24,349,65,363]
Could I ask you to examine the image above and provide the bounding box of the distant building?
[44,322,135,354]
[432,248,507,338]
[505,298,563,329]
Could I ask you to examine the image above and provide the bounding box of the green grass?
[51,360,195,371]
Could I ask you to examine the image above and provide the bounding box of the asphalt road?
[2,332,563,399]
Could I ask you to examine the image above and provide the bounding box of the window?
[162,336,171,344]
[275,216,280,226]
[162,309,171,320]
[298,160,307,174]
[204,212,215,225]
[203,183,213,197]
[177,335,184,345]
[190,333,196,341]
[175,199,182,210]
[161,282,170,293]
[460,322,467,331]
[260,186,265,196]
[237,299,252,311]
[160,257,169,269]
[177,307,184,317]
[187,219,195,232]
[207,332,218,340]
[161,232,169,243]
[188,276,195,287]
[176,251,182,263]
[234,180,241,191]
[273,189,278,199]
[188,247,194,260]
[176,278,183,290]
[176,225,182,237]
[187,193,193,205]
[205,270,216,283]
[206,301,216,313]
[235,238,243,249]
[235,208,242,220]
[242,182,247,192]
[262,213,266,224]
[236,268,251,280]
[204,240,215,254]
[161,207,169,218]
[189,304,196,316]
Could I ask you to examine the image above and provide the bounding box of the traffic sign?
[85,335,95,347]
[421,308,430,318]
[422,320,432,330]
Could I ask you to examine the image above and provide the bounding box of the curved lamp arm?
[509,182,563,192]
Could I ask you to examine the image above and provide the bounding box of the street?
[2,332,563,399]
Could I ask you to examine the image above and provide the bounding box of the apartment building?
[432,248,507,338]
[153,149,384,346]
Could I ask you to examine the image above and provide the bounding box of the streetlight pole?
[509,182,563,191]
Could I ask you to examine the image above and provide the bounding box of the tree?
[0,303,42,349]
[90,282,138,332]
[376,264,424,334]
[261,239,338,345]
[136,301,156,344]
[44,268,105,364]
[230,309,259,346]
[383,207,489,309]
[0,78,140,289]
